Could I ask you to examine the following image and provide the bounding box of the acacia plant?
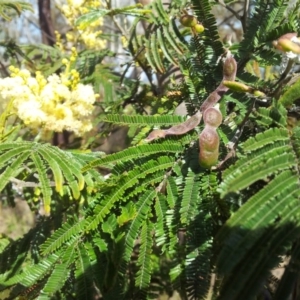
[0,0,300,299]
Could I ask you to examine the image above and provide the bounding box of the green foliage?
[0,0,32,21]
[0,0,300,299]
[0,142,102,214]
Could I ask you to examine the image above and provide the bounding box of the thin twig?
[215,0,241,21]
[105,0,128,37]
[10,177,55,188]
[241,0,250,33]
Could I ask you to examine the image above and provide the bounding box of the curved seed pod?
[146,111,202,141]
[203,107,222,127]
[146,129,167,141]
[222,80,253,93]
[166,111,202,135]
[200,51,237,112]
[180,15,197,27]
[200,88,227,113]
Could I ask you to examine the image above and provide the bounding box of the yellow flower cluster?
[0,51,98,136]
[60,0,107,50]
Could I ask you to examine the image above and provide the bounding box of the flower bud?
[180,15,197,27]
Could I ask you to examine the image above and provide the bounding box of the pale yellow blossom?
[0,66,98,137]
[58,0,106,50]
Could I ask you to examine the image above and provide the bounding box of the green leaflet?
[0,142,96,214]
[3,253,60,286]
[154,194,168,248]
[217,170,299,269]
[122,190,157,274]
[42,240,77,295]
[40,218,85,255]
[100,114,185,126]
[242,127,289,152]
[74,243,95,299]
[30,152,52,216]
[278,79,300,107]
[180,171,201,224]
[191,0,223,57]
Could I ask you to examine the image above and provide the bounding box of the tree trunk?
[38,0,69,147]
[38,0,55,46]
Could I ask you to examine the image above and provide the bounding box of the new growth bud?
[273,33,300,54]
[277,38,300,54]
[222,80,253,93]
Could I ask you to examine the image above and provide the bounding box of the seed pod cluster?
[179,14,205,35]
[199,106,222,168]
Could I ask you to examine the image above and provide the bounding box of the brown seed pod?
[200,88,227,113]
[146,129,166,141]
[146,111,202,142]
[199,149,219,169]
[199,126,219,151]
[180,15,197,27]
[203,107,222,127]
[223,54,237,81]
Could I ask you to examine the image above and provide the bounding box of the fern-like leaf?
[85,156,175,231]
[218,128,295,197]
[180,171,201,225]
[74,243,95,299]
[135,220,154,289]
[82,142,184,171]
[101,114,185,126]
[42,239,77,295]
[40,218,84,256]
[121,190,156,276]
